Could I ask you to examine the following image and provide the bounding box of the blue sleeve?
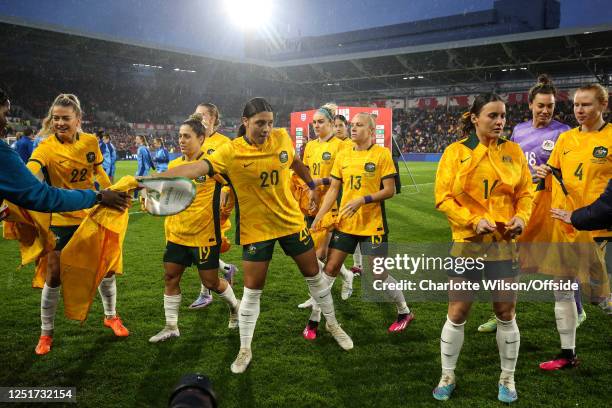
[136,147,146,176]
[110,144,117,162]
[146,149,155,168]
[0,140,97,212]
[571,180,612,231]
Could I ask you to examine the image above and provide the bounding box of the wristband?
[95,192,103,204]
[364,195,373,204]
[322,178,331,186]
[307,181,316,190]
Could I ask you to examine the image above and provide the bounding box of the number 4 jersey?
[511,119,571,179]
[547,123,612,239]
[27,133,109,226]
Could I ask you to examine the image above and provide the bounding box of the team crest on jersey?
[593,146,608,159]
[207,149,215,155]
[86,152,96,163]
[322,152,332,161]
[195,175,207,183]
[502,155,513,163]
[300,113,307,122]
[541,140,555,151]
[279,151,289,163]
[364,162,376,172]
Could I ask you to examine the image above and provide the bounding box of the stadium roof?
[0,15,610,102]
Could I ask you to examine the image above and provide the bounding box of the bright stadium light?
[225,0,273,29]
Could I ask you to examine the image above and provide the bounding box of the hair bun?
[189,113,204,122]
[537,74,551,85]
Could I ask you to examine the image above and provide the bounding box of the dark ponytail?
[460,93,505,136]
[528,74,557,103]
[237,97,274,137]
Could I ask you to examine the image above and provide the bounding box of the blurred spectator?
[13,127,34,162]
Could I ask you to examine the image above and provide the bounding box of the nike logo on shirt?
[242,162,254,168]
[460,157,471,163]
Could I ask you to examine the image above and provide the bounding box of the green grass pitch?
[0,160,609,407]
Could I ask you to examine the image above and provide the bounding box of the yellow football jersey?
[330,144,396,236]
[26,132,109,226]
[202,132,233,235]
[548,123,612,239]
[164,153,221,247]
[201,132,231,156]
[205,128,306,245]
[303,136,349,195]
[435,134,533,241]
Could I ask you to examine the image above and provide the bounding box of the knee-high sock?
[496,317,520,374]
[218,284,238,309]
[353,244,362,268]
[309,274,335,323]
[305,272,337,325]
[383,275,410,314]
[239,288,261,349]
[555,290,577,351]
[339,264,352,282]
[440,317,465,372]
[41,284,61,332]
[98,275,117,317]
[164,294,181,327]
[574,281,583,315]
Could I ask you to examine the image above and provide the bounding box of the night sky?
[0,0,610,59]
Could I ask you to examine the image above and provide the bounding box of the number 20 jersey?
[204,128,306,245]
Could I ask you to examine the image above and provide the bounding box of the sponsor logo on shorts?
[86,152,96,163]
[593,146,608,159]
[322,152,332,161]
[279,151,289,163]
[364,162,376,172]
[248,244,257,254]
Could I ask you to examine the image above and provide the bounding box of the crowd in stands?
[3,69,602,157]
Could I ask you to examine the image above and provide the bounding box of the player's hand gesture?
[505,216,525,238]
[340,197,364,219]
[99,190,131,211]
[475,218,496,235]
[550,208,572,224]
[534,164,552,179]
[308,188,320,213]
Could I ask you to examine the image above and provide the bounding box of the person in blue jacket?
[14,127,34,163]
[551,179,612,231]
[134,135,155,198]
[152,137,169,173]
[102,133,117,182]
[0,88,129,213]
